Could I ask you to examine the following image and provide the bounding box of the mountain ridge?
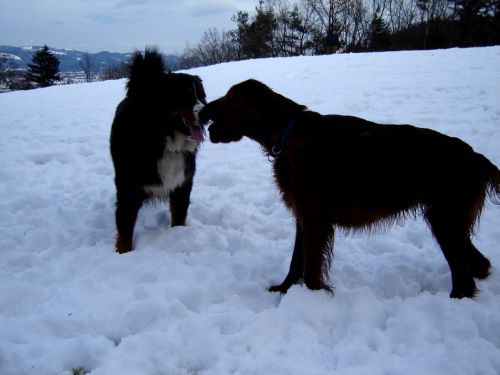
[0,45,180,73]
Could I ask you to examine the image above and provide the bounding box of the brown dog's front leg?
[302,219,334,292]
[269,219,304,294]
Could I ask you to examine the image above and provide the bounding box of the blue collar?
[269,118,296,160]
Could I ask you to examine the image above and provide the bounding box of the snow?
[1,47,499,375]
[0,53,21,61]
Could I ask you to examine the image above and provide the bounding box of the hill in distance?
[0,45,180,73]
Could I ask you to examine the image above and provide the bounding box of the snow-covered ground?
[1,47,499,375]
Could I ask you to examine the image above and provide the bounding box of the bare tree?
[347,0,371,49]
[78,52,97,82]
[194,28,237,66]
[101,61,129,81]
[270,0,316,56]
[179,43,203,69]
[387,0,418,33]
[0,55,10,84]
[303,0,372,51]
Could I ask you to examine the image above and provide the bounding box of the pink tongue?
[189,125,204,143]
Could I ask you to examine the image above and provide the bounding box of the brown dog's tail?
[489,164,500,205]
[484,157,500,205]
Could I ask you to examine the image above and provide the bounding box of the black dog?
[110,48,206,253]
[200,79,500,298]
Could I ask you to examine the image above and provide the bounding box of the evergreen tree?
[449,0,496,45]
[244,1,277,58]
[369,7,392,51]
[281,6,310,56]
[25,45,61,88]
[229,11,250,60]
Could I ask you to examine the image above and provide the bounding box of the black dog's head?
[127,48,207,142]
[164,73,207,142]
[199,79,305,144]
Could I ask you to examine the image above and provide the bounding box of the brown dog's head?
[199,79,306,144]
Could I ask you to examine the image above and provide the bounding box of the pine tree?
[244,1,277,58]
[25,45,61,88]
[369,7,392,51]
[230,11,250,60]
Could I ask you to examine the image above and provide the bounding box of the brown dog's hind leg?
[269,219,304,294]
[426,205,477,298]
[467,241,491,279]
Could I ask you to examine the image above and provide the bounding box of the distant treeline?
[180,0,500,68]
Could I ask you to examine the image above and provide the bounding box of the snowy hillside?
[1,47,499,375]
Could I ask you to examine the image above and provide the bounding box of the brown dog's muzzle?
[200,96,245,143]
[198,98,220,124]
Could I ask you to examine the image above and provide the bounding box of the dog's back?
[276,112,499,231]
[274,111,499,297]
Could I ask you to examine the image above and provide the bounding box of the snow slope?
[1,47,499,375]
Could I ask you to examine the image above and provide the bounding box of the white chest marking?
[144,132,197,197]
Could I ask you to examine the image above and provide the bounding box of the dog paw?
[115,236,133,254]
[450,278,478,299]
[268,283,292,294]
[470,258,491,280]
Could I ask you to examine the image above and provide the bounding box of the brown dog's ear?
[228,79,307,119]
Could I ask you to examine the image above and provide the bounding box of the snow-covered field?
[1,47,499,375]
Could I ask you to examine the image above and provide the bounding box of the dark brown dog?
[199,79,500,299]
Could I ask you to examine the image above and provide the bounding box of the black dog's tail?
[126,46,167,96]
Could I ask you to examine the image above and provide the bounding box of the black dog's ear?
[193,76,207,104]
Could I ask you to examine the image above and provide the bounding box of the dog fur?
[110,48,206,253]
[200,79,500,298]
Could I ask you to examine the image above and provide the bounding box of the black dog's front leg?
[169,177,193,227]
[115,188,143,254]
[170,152,195,227]
[269,219,304,294]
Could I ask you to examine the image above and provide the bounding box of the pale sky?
[0,0,256,54]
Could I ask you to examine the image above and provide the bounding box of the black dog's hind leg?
[269,219,304,294]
